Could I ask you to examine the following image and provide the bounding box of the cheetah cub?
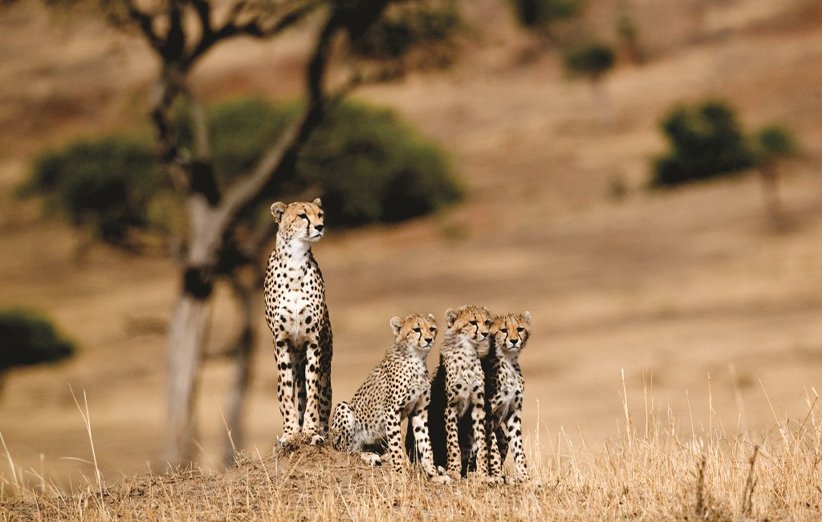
[264,198,333,448]
[420,305,493,480]
[330,314,449,483]
[482,312,532,483]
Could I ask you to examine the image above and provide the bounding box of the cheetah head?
[491,311,532,356]
[270,198,325,243]
[330,401,355,452]
[390,313,438,353]
[445,305,493,358]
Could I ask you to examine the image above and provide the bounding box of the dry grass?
[2,379,820,521]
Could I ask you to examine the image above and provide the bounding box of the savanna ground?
[1,0,822,519]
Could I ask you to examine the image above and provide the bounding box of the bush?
[651,100,755,187]
[25,136,165,245]
[752,124,797,165]
[350,0,460,60]
[26,98,462,234]
[508,0,582,29]
[298,101,463,226]
[0,309,75,371]
[563,41,616,80]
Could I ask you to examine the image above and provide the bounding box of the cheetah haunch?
[264,198,332,448]
[330,313,450,483]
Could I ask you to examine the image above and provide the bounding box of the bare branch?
[101,0,165,54]
[189,0,322,66]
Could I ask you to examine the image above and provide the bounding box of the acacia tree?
[752,124,797,228]
[563,41,615,125]
[94,0,411,466]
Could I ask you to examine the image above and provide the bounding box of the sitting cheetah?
[481,312,532,483]
[330,314,449,483]
[264,198,332,447]
[408,305,493,480]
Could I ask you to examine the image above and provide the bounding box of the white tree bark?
[166,293,212,465]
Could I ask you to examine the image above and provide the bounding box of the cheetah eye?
[500,328,508,333]
[469,320,478,326]
[413,327,421,333]
[298,213,308,219]
[485,320,491,326]
[517,327,525,333]
[430,327,437,333]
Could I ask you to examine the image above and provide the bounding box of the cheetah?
[264,198,332,447]
[481,312,532,483]
[330,313,449,483]
[409,305,493,480]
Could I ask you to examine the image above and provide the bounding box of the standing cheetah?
[264,198,332,447]
[482,312,532,482]
[330,314,449,483]
[409,305,493,480]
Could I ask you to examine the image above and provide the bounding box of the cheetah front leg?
[486,417,503,481]
[504,398,529,483]
[317,329,333,434]
[385,408,407,473]
[444,401,462,480]
[411,390,450,483]
[274,337,300,447]
[469,384,491,480]
[301,339,325,445]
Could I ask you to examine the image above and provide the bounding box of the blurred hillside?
[1,0,821,488]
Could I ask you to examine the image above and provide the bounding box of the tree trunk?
[223,272,257,466]
[166,290,212,465]
[760,165,782,228]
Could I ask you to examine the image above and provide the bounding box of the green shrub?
[26,98,462,234]
[203,97,462,226]
[350,0,460,60]
[298,101,463,226]
[25,136,164,245]
[0,309,75,371]
[652,100,755,187]
[508,0,582,29]
[752,124,797,165]
[563,41,615,80]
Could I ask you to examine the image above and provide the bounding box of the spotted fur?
[330,314,449,483]
[410,305,493,480]
[263,198,332,447]
[481,312,532,482]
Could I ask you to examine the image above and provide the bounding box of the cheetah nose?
[510,339,519,346]
[424,338,433,345]
[314,224,324,232]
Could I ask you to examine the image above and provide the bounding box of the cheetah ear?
[390,316,403,335]
[270,202,287,223]
[427,313,436,323]
[445,308,457,327]
[522,311,532,325]
[312,197,322,207]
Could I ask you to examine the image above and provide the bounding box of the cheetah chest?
[272,263,323,343]
[448,358,484,417]
[493,364,522,419]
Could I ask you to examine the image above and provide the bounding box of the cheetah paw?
[360,452,382,466]
[485,475,504,485]
[278,432,301,450]
[307,433,325,446]
[429,473,451,485]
